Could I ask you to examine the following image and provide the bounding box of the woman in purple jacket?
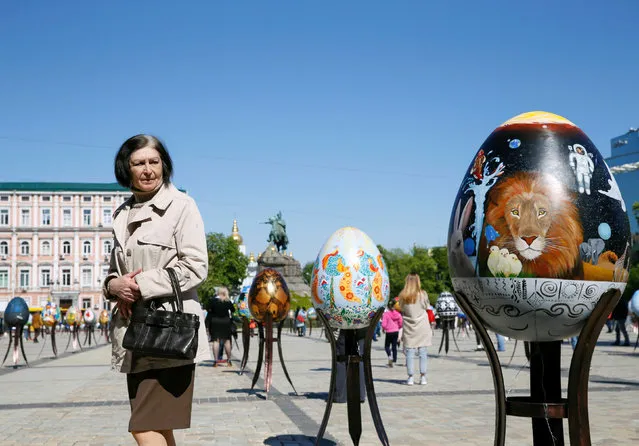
[381,300,403,367]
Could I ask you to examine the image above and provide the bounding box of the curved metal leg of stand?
[2,329,13,366]
[18,326,29,367]
[568,288,621,446]
[363,307,390,446]
[77,325,83,350]
[52,324,58,357]
[264,315,274,396]
[84,327,89,346]
[64,327,73,352]
[240,318,250,375]
[250,323,265,391]
[345,329,362,446]
[454,291,506,446]
[315,310,337,446]
[37,330,48,359]
[507,340,518,368]
[634,330,639,352]
[438,324,446,354]
[277,319,297,394]
[451,322,461,352]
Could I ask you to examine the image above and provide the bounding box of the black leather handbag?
[122,268,199,360]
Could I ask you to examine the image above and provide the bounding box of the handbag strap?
[166,267,184,313]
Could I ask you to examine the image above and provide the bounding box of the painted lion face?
[504,191,552,260]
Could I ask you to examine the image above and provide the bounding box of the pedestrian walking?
[381,300,402,367]
[104,134,210,445]
[205,287,235,367]
[398,274,433,386]
[612,297,630,346]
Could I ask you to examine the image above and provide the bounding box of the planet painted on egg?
[311,227,390,329]
[448,111,630,341]
[4,297,30,327]
[248,268,291,322]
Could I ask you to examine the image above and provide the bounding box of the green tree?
[302,261,314,286]
[632,201,639,229]
[197,233,249,309]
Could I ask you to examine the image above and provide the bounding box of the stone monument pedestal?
[257,245,310,297]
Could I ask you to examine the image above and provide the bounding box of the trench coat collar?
[112,183,176,247]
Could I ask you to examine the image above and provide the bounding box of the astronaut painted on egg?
[568,143,594,195]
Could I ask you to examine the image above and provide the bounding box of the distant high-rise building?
[607,128,639,235]
[0,182,129,311]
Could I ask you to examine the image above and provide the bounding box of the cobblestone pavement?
[0,326,638,445]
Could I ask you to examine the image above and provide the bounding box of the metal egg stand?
[454,287,621,446]
[314,307,388,446]
[2,324,30,368]
[239,313,297,397]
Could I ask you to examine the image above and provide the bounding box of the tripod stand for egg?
[83,324,98,346]
[454,288,621,446]
[1,325,29,367]
[239,314,297,397]
[64,322,83,352]
[437,317,461,354]
[314,307,389,446]
[36,322,59,359]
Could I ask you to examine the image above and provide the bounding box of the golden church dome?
[231,219,243,244]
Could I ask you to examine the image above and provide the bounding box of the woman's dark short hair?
[114,134,173,188]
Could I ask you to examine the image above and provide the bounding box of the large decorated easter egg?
[99,309,110,325]
[42,301,61,327]
[435,292,458,320]
[65,306,78,325]
[311,227,390,329]
[83,309,96,326]
[448,111,630,341]
[630,290,639,316]
[4,297,30,327]
[248,268,291,322]
[237,296,251,319]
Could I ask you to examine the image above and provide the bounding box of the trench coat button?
[126,249,131,256]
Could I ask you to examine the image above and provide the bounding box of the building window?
[0,195,8,202]
[0,241,8,256]
[41,240,51,255]
[40,268,51,287]
[62,208,72,227]
[102,208,112,225]
[103,240,112,256]
[20,240,30,255]
[41,208,52,226]
[42,195,51,202]
[21,196,30,202]
[61,268,71,286]
[101,266,109,280]
[83,196,92,202]
[0,270,8,288]
[82,298,91,309]
[104,196,112,202]
[83,209,92,226]
[0,209,8,226]
[21,209,30,226]
[81,267,93,286]
[82,240,92,256]
[62,241,71,255]
[62,196,71,202]
[19,269,30,288]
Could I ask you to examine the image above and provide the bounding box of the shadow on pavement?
[263,435,336,445]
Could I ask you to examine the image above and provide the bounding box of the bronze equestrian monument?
[258,212,311,297]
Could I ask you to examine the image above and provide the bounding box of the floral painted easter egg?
[42,301,61,327]
[83,309,96,326]
[248,268,291,322]
[448,111,630,341]
[435,292,458,320]
[236,296,251,319]
[4,297,30,327]
[65,306,78,325]
[311,227,390,329]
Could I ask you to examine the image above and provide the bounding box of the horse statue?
[262,211,289,252]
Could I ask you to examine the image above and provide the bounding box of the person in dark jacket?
[612,297,630,346]
[205,287,236,366]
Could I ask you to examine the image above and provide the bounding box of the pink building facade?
[0,183,130,311]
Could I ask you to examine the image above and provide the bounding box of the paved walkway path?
[0,326,638,445]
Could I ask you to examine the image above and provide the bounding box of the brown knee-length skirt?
[127,364,196,432]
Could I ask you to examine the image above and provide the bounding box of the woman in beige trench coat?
[104,134,210,446]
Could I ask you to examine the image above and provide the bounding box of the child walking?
[381,300,403,367]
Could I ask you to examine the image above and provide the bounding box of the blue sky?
[1,1,638,264]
